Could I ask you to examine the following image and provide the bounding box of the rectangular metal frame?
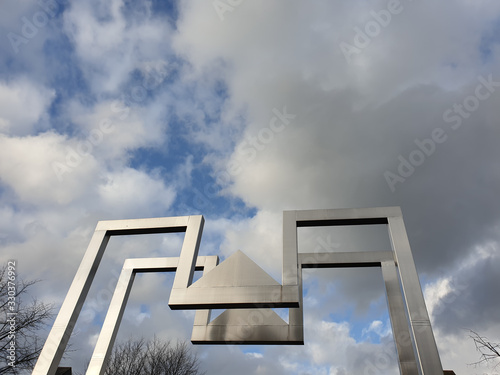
[34,214,300,374]
[86,256,218,375]
[286,207,443,375]
[33,215,202,375]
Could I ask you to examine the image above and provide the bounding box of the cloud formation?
[1,0,499,374]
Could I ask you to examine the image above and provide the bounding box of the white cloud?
[67,99,167,164]
[63,0,173,93]
[0,132,98,205]
[219,210,283,279]
[98,168,176,218]
[246,352,263,359]
[277,318,399,374]
[362,320,392,339]
[0,78,55,136]
[173,0,500,213]
[424,277,454,319]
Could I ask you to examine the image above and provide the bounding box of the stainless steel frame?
[286,207,442,374]
[33,207,443,375]
[34,215,202,375]
[86,256,218,375]
[190,250,304,344]
[33,214,300,375]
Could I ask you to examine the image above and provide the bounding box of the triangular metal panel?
[190,250,280,288]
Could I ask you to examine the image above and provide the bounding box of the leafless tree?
[103,337,204,375]
[469,330,500,369]
[0,264,54,374]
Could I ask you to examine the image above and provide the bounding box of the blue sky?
[1,0,500,374]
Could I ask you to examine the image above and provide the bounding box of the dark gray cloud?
[433,248,500,334]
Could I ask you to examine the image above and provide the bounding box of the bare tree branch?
[102,336,204,375]
[0,264,55,374]
[468,329,500,369]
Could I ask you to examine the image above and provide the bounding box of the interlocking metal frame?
[86,256,218,375]
[33,207,443,375]
[33,215,206,375]
[283,207,443,374]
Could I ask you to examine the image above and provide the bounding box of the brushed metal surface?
[381,261,419,375]
[191,259,305,345]
[33,215,202,375]
[170,249,300,309]
[34,214,300,375]
[33,229,109,375]
[34,208,443,375]
[388,215,444,374]
[299,251,394,268]
[86,256,218,375]
[283,211,299,287]
[169,285,300,310]
[171,215,204,290]
[192,308,303,344]
[280,207,442,374]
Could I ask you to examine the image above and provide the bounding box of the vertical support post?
[33,230,110,375]
[283,211,298,286]
[381,261,419,375]
[288,261,304,340]
[388,215,443,374]
[86,264,135,375]
[172,215,204,289]
[192,256,219,328]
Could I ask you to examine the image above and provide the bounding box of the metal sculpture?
[32,207,443,375]
[86,255,218,374]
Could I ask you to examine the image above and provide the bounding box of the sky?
[1,0,500,374]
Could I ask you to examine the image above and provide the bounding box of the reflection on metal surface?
[33,207,443,375]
